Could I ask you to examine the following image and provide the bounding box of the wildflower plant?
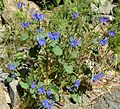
[3,0,120,108]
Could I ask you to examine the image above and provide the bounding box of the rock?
[27,1,40,18]
[53,84,120,109]
[0,83,10,109]
[4,90,11,104]
[2,0,39,26]
[0,72,9,82]
[9,80,21,109]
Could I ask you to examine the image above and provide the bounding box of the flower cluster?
[93,72,103,82]
[30,83,55,109]
[99,30,115,46]
[42,99,55,109]
[70,37,80,47]
[21,21,29,28]
[48,32,60,40]
[33,11,44,21]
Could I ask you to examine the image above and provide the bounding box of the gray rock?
[0,83,10,109]
[9,80,21,109]
[2,0,39,26]
[53,85,120,109]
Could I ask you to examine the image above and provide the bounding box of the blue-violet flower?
[70,37,80,47]
[74,79,80,88]
[108,31,115,37]
[99,37,108,46]
[71,12,79,19]
[21,21,29,28]
[7,64,15,71]
[48,32,59,40]
[38,87,44,94]
[32,11,44,21]
[31,82,36,89]
[17,2,22,9]
[99,17,108,23]
[36,37,46,46]
[42,99,52,109]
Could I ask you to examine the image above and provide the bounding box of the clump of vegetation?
[1,0,120,109]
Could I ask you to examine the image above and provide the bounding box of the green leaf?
[63,63,73,74]
[20,33,29,41]
[71,94,81,103]
[71,75,76,83]
[19,81,29,89]
[55,95,60,102]
[6,77,13,83]
[32,94,37,99]
[55,0,61,5]
[16,72,20,77]
[15,52,24,60]
[63,0,71,5]
[50,40,58,47]
[35,33,45,39]
[50,84,59,94]
[30,88,35,94]
[52,45,63,56]
[13,61,20,67]
[71,51,78,58]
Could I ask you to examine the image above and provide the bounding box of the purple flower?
[46,89,51,96]
[7,64,15,71]
[70,37,80,47]
[71,12,79,19]
[49,94,54,99]
[37,14,44,21]
[42,99,52,109]
[48,32,60,40]
[32,11,44,21]
[97,72,103,79]
[31,82,36,89]
[108,31,115,37]
[21,21,29,28]
[17,2,22,9]
[11,73,16,78]
[99,37,108,46]
[35,37,46,46]
[68,87,74,93]
[51,100,55,106]
[99,17,108,23]
[74,79,80,88]
[93,75,98,82]
[38,87,44,94]
[93,72,104,82]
